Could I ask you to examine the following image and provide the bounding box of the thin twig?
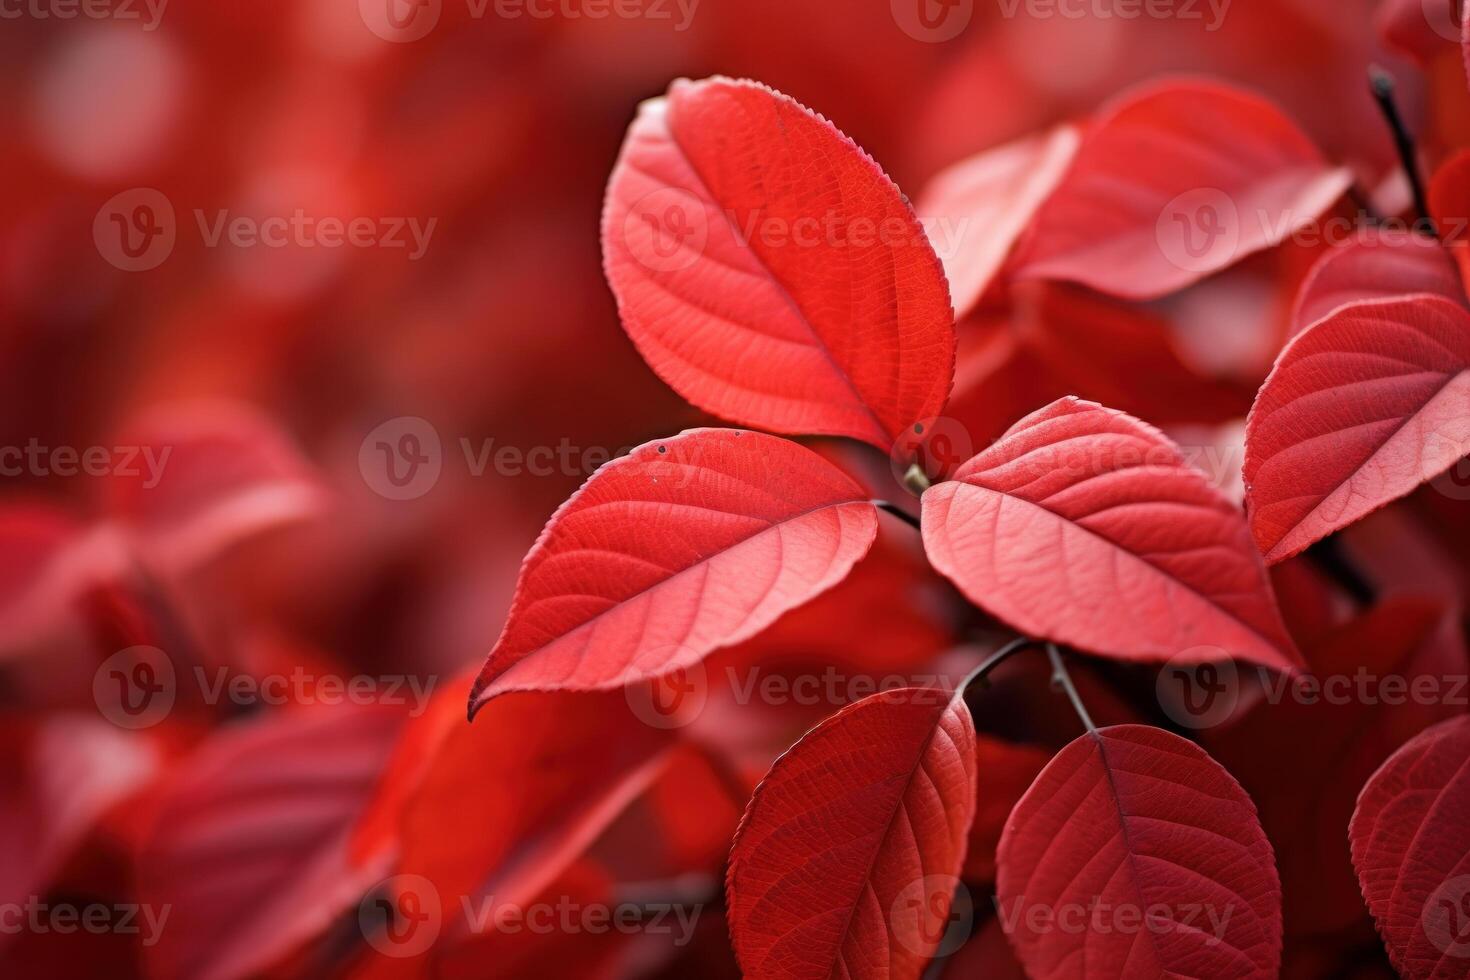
[1046,643,1097,733]
[960,636,1044,692]
[1369,65,1435,233]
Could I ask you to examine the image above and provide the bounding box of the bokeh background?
[2,0,1467,976]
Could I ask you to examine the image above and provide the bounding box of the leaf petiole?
[958,636,1046,693]
[1369,65,1434,234]
[1046,643,1097,733]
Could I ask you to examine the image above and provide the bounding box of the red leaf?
[1206,598,1466,936]
[137,706,404,980]
[1376,0,1462,66]
[0,716,156,921]
[691,539,951,765]
[1291,235,1466,338]
[916,126,1080,319]
[600,76,956,451]
[390,688,674,930]
[1429,150,1470,287]
[996,725,1283,979]
[922,397,1301,672]
[726,687,976,979]
[1009,78,1351,300]
[1350,715,1470,979]
[1244,295,1470,563]
[469,429,878,716]
[104,402,326,573]
[0,505,87,651]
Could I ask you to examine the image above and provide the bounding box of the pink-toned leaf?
[0,716,157,927]
[916,126,1080,319]
[1290,235,1466,337]
[1009,78,1351,300]
[922,397,1301,672]
[1376,0,1462,66]
[691,538,951,766]
[600,76,955,451]
[346,680,676,980]
[1244,295,1470,563]
[390,686,675,932]
[469,428,878,715]
[997,725,1283,979]
[104,402,327,573]
[137,705,404,980]
[727,687,976,979]
[1350,714,1470,980]
[0,505,87,651]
